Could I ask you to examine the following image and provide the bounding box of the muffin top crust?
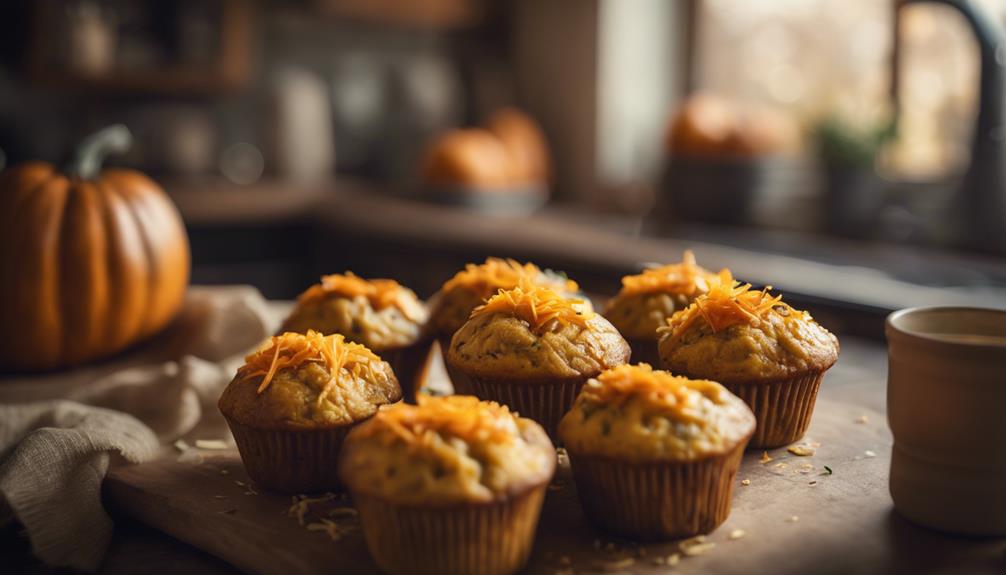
[218,331,401,430]
[431,257,585,336]
[448,282,629,380]
[558,364,755,461]
[657,272,839,383]
[338,395,555,504]
[280,272,429,351]
[604,251,722,340]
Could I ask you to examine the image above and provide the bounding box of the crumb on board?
[787,515,800,523]
[809,480,818,486]
[759,451,773,464]
[729,529,746,540]
[741,478,751,486]
[865,450,877,458]
[680,535,716,556]
[787,445,816,457]
[797,463,815,474]
[855,414,869,424]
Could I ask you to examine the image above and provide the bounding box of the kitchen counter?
[10,329,1006,574]
[164,178,1006,320]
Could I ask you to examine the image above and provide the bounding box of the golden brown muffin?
[603,250,721,364]
[421,129,513,187]
[339,395,555,575]
[657,272,839,447]
[484,107,551,185]
[280,272,432,401]
[218,331,402,492]
[447,282,629,438]
[559,364,755,539]
[431,257,585,338]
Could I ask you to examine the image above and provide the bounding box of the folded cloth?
[0,286,282,571]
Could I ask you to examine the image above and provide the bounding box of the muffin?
[657,272,839,448]
[603,250,721,365]
[484,107,551,185]
[280,272,432,401]
[339,395,555,575]
[218,330,402,492]
[431,257,588,391]
[446,281,629,438]
[422,129,513,187]
[559,364,755,539]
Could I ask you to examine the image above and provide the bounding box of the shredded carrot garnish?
[618,250,719,297]
[581,364,724,421]
[470,280,594,333]
[361,395,518,445]
[441,257,579,296]
[297,272,424,321]
[236,330,384,407]
[660,270,786,343]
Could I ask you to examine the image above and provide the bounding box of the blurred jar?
[65,1,116,76]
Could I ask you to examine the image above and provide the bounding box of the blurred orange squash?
[0,125,190,372]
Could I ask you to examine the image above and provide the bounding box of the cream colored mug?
[886,306,1006,535]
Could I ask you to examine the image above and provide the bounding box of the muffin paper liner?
[723,370,825,448]
[351,486,547,575]
[625,337,661,367]
[224,417,351,493]
[567,442,747,540]
[381,337,435,404]
[448,370,585,441]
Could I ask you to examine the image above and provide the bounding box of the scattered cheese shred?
[470,280,594,333]
[580,364,724,423]
[236,330,382,407]
[361,395,519,446]
[618,250,719,297]
[660,269,789,343]
[297,272,424,321]
[441,257,578,296]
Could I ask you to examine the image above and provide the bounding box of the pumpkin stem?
[67,124,133,179]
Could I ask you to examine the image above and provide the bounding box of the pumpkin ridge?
[96,179,148,351]
[115,177,161,339]
[58,181,111,364]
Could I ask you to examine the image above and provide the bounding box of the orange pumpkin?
[0,125,190,372]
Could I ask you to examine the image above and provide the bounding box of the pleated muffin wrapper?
[446,369,587,441]
[721,369,827,449]
[224,417,354,494]
[379,337,435,404]
[567,439,749,541]
[351,484,548,575]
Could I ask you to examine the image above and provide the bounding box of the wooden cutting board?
[105,395,1004,575]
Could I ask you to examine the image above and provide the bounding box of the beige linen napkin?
[0,285,281,571]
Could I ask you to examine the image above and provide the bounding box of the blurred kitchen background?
[1,0,1004,331]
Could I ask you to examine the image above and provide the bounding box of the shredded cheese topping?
[441,257,579,295]
[582,364,724,420]
[297,272,424,321]
[236,330,384,407]
[660,270,786,343]
[470,281,595,333]
[618,250,719,297]
[362,395,519,445]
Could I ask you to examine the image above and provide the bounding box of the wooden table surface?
[8,334,1002,575]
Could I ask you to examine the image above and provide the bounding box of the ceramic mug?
[886,306,1006,535]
